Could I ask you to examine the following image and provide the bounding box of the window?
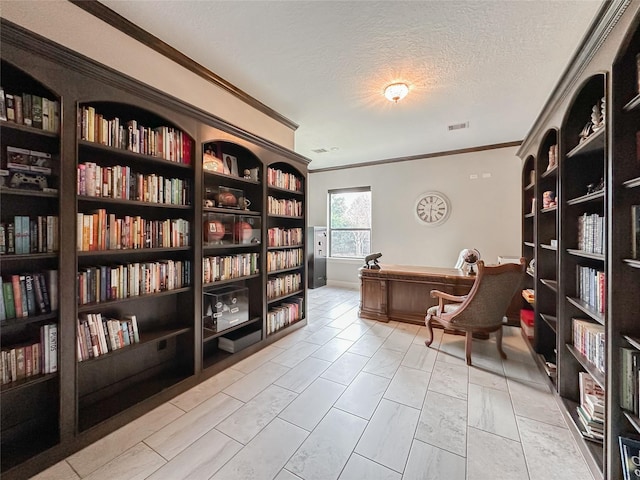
[329,187,371,258]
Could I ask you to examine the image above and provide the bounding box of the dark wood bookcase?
[0,20,308,479]
[520,4,640,479]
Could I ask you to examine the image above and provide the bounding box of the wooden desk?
[358,264,475,325]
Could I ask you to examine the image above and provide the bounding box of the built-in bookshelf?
[0,22,308,479]
[0,60,61,472]
[518,7,640,479]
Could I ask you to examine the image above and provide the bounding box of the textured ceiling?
[100,0,603,170]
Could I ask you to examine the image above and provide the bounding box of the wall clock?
[415,192,451,226]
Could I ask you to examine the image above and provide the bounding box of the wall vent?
[448,122,469,131]
[311,148,329,154]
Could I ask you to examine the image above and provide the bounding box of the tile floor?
[33,286,594,480]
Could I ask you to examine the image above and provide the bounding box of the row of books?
[79,106,192,164]
[1,323,58,384]
[0,88,60,133]
[267,227,303,247]
[1,215,58,255]
[0,271,58,321]
[621,347,640,415]
[267,196,303,217]
[572,318,605,374]
[266,296,303,335]
[6,146,53,175]
[521,288,535,304]
[577,213,605,254]
[203,253,259,284]
[77,260,191,306]
[77,210,190,251]
[267,272,302,300]
[577,266,605,314]
[267,248,303,272]
[632,205,640,259]
[577,372,604,442]
[77,162,190,205]
[266,167,302,192]
[77,312,139,361]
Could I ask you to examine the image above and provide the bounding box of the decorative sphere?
[462,248,479,264]
[204,220,225,242]
[234,221,253,243]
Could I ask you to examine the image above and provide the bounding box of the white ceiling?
[100,0,603,170]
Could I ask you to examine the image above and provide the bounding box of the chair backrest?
[444,258,526,328]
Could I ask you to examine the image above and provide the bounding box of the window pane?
[330,230,371,257]
[330,191,371,229]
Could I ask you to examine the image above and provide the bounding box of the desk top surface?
[359,264,474,281]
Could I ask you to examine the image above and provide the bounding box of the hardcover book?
[632,205,640,259]
[0,87,6,121]
[620,435,640,480]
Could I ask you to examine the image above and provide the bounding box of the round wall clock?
[415,191,451,226]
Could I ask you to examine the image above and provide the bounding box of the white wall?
[308,147,522,287]
[0,1,295,150]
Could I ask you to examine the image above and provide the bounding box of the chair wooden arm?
[430,290,467,303]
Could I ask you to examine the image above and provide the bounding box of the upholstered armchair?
[424,258,526,365]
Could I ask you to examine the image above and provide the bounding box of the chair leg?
[496,326,507,360]
[465,332,472,366]
[424,316,435,347]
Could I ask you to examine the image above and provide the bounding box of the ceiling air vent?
[448,122,469,131]
[311,148,329,154]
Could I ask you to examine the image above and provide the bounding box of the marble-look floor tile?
[335,371,391,420]
[467,339,507,374]
[321,352,369,385]
[30,461,80,480]
[336,323,371,342]
[502,358,547,385]
[367,322,396,338]
[348,334,385,357]
[272,341,322,368]
[415,391,467,456]
[467,383,519,441]
[279,377,346,431]
[337,453,401,480]
[274,356,331,393]
[286,408,367,480]
[223,361,290,402]
[274,469,303,480]
[362,348,404,378]
[304,326,342,345]
[145,393,242,460]
[67,403,184,477]
[354,399,420,472]
[467,427,529,480]
[231,345,286,374]
[508,379,566,428]
[380,329,416,353]
[273,328,311,349]
[210,418,308,480]
[146,429,242,480]
[469,365,508,391]
[327,314,357,329]
[171,367,245,411]
[414,326,443,346]
[517,416,594,480]
[394,323,420,334]
[216,385,297,444]
[428,362,468,400]
[83,443,165,480]
[401,343,438,372]
[383,365,430,409]
[434,334,468,365]
[311,337,354,362]
[403,439,465,480]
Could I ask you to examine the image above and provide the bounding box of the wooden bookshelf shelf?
[78,139,192,170]
[267,214,304,220]
[204,170,260,185]
[524,213,535,219]
[203,243,260,252]
[267,266,303,275]
[540,279,557,291]
[0,372,58,394]
[267,244,304,250]
[540,314,557,332]
[0,187,58,198]
[541,166,558,178]
[566,128,605,158]
[566,190,605,205]
[203,274,261,288]
[267,289,304,304]
[77,195,191,209]
[0,252,57,261]
[623,410,640,434]
[203,206,260,216]
[541,206,557,214]
[566,297,605,325]
[0,311,58,328]
[566,344,605,389]
[524,241,535,247]
[623,258,640,269]
[561,398,604,476]
[623,335,640,351]
[77,246,190,257]
[623,92,640,112]
[541,243,557,251]
[623,176,640,189]
[0,120,59,137]
[267,185,303,195]
[525,182,535,191]
[566,249,605,261]
[77,287,191,312]
[202,317,262,343]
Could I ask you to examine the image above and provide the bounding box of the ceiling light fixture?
[384,83,409,103]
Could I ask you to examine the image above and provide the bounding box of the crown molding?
[68,0,299,132]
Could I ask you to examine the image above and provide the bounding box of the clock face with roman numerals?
[415,192,450,226]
